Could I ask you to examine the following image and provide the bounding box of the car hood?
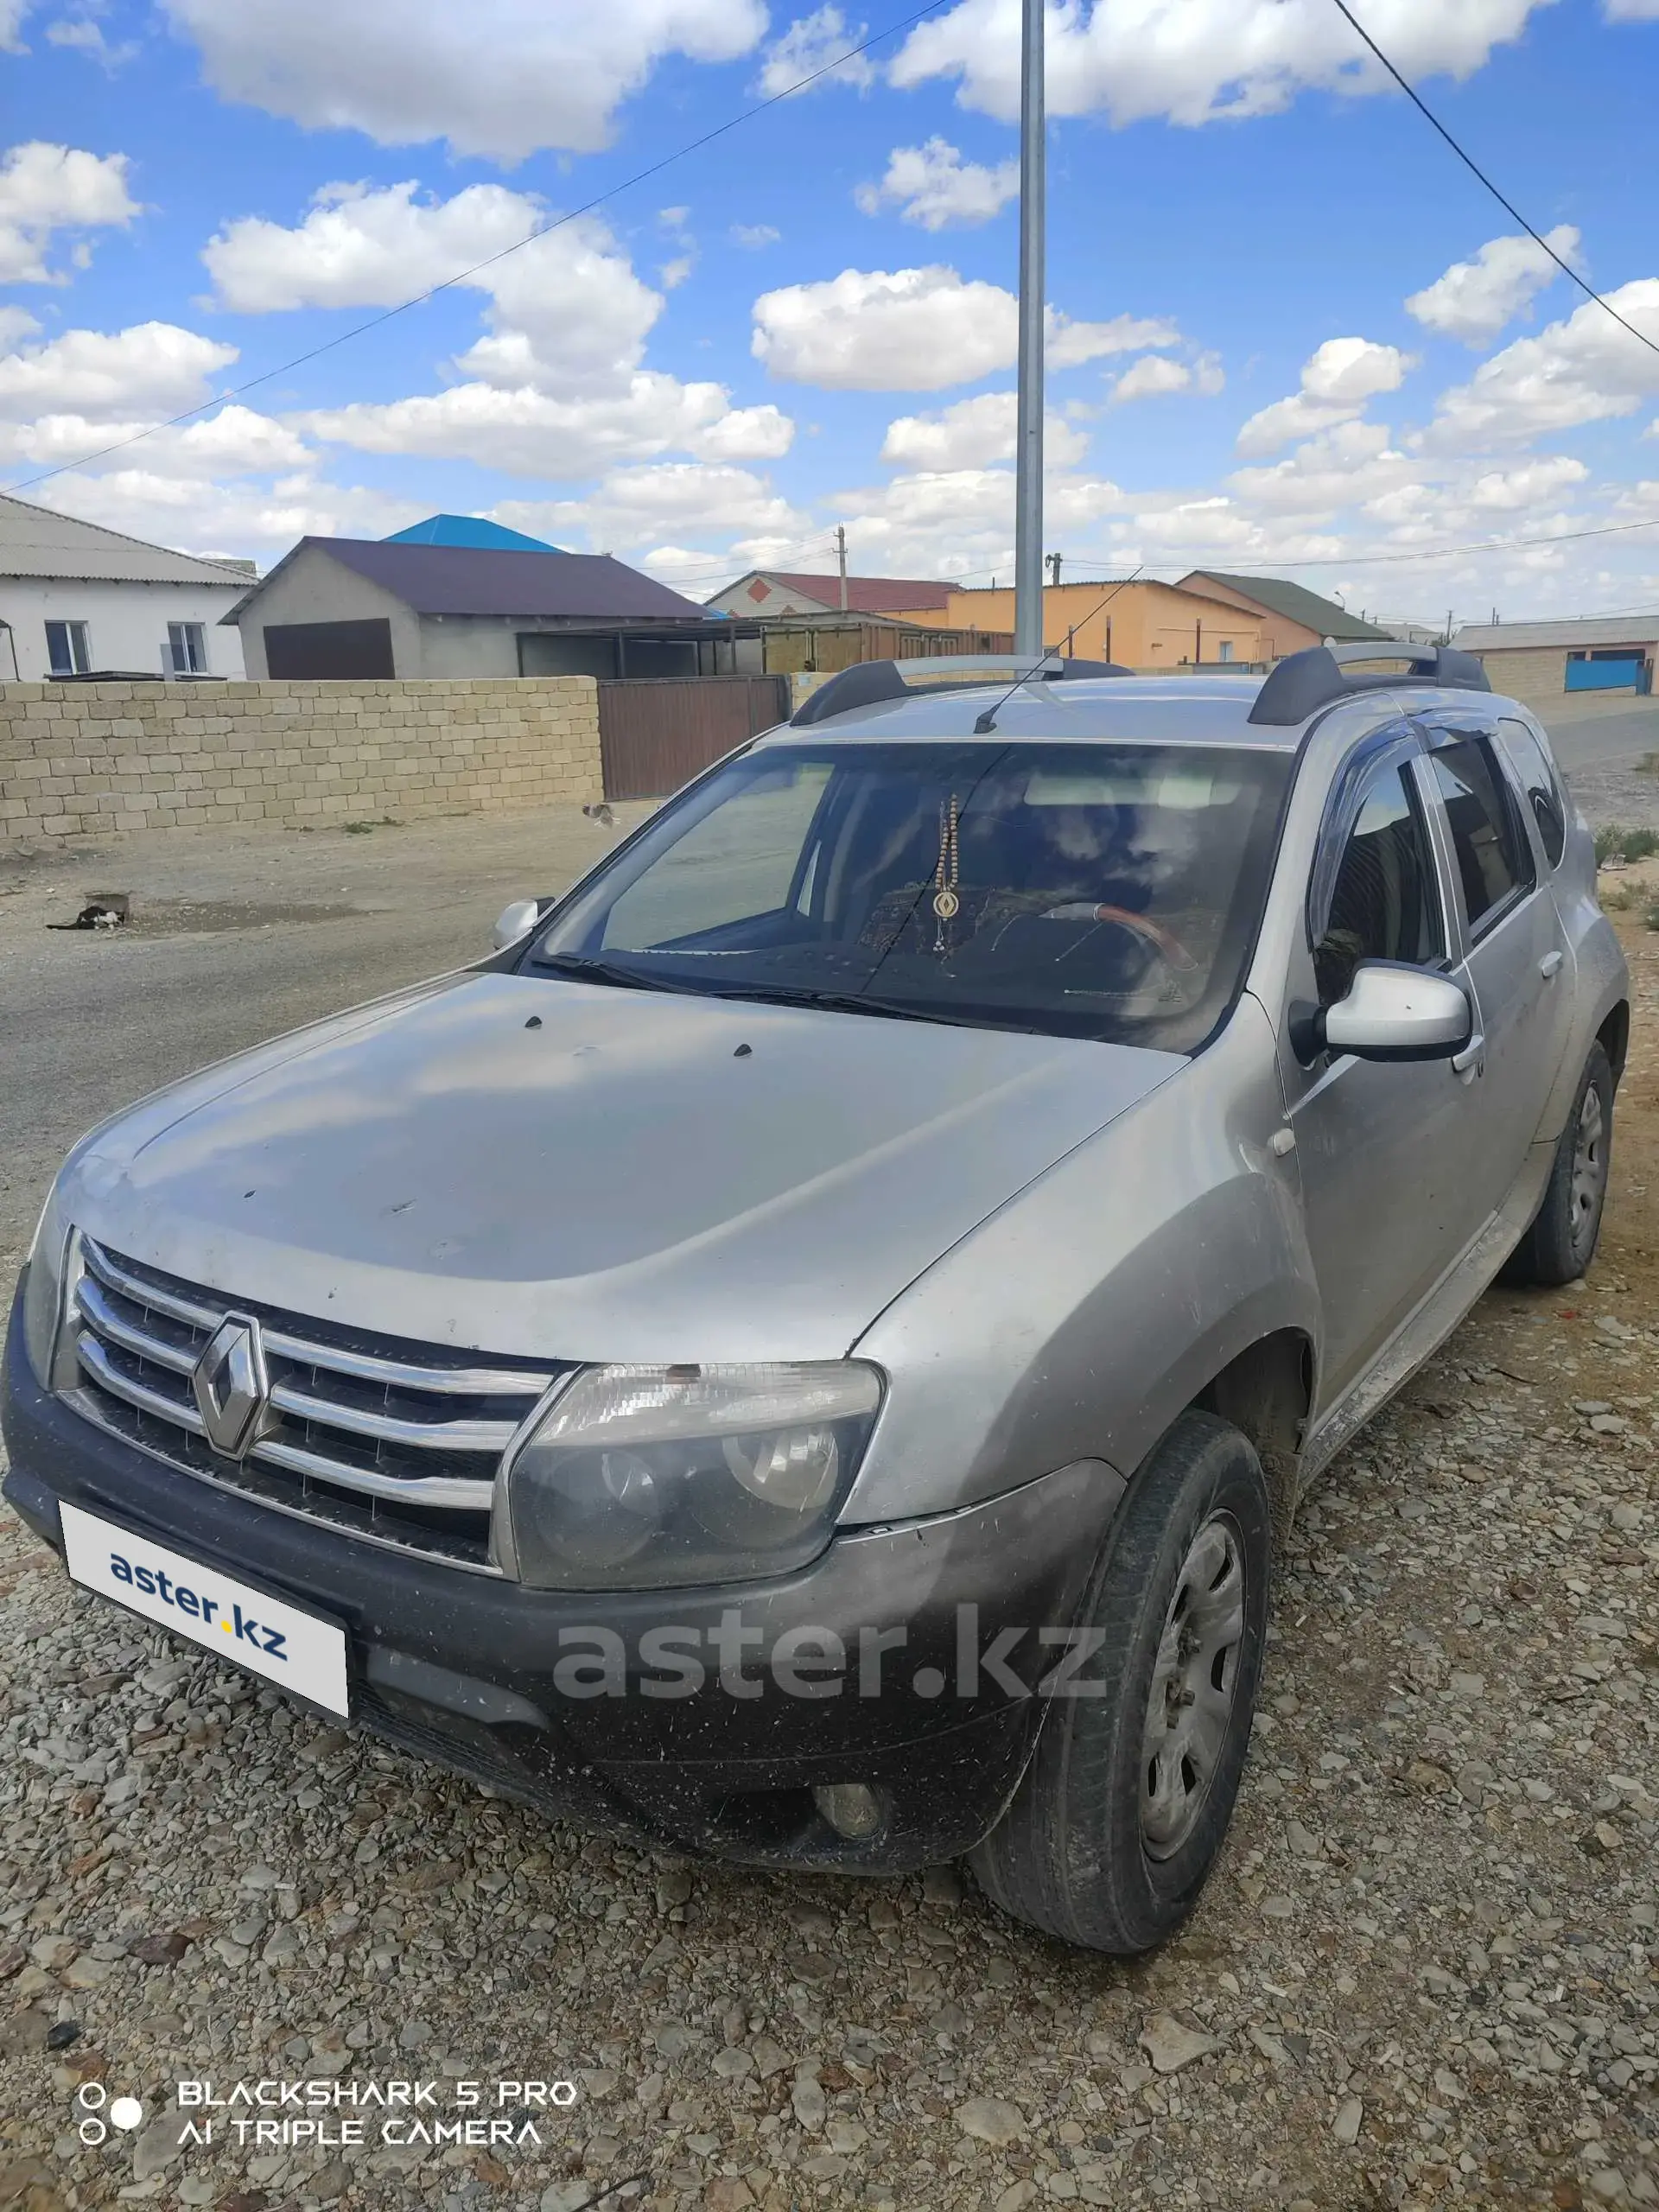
[63,970,1182,1362]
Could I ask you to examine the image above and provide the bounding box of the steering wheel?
[1039,902,1199,975]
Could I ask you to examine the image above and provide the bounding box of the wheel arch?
[1188,1327,1314,1545]
[1598,999,1630,1087]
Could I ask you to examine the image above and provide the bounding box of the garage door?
[264,619,395,679]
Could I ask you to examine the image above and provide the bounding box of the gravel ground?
[0,828,1655,2212]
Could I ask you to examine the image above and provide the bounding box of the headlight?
[21,1179,80,1391]
[502,1362,883,1589]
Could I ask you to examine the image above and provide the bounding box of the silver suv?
[4,642,1628,1954]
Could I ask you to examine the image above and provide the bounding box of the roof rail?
[1248,639,1491,728]
[789,652,1131,728]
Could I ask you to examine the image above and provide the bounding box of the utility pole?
[1014,0,1045,661]
[1046,552,1062,588]
[836,525,849,613]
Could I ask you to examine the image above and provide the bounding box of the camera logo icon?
[75,2082,144,2145]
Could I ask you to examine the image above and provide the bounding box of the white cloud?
[755,6,874,96]
[304,374,794,478]
[855,138,1017,231]
[3,402,309,477]
[880,390,1090,467]
[828,461,1127,577]
[207,182,665,396]
[0,140,138,283]
[1464,454,1589,509]
[204,179,540,311]
[890,0,1552,128]
[659,254,694,289]
[1236,337,1415,454]
[498,462,809,555]
[1406,226,1579,344]
[691,403,795,460]
[1604,0,1659,16]
[0,321,236,421]
[32,468,422,563]
[204,178,792,482]
[753,264,1015,390]
[731,223,780,249]
[752,265,1179,391]
[1109,351,1224,404]
[160,0,767,161]
[45,17,140,67]
[1228,421,1414,516]
[1048,310,1180,367]
[1427,279,1659,446]
[0,304,41,350]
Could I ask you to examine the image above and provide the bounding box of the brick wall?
[1473,647,1570,714]
[0,677,604,842]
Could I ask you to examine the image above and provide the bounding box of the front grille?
[67,1239,566,1573]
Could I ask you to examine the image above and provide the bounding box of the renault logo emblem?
[193,1315,275,1459]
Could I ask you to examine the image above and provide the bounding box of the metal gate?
[597,674,791,802]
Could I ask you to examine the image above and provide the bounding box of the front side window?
[1497,717,1567,868]
[1313,758,1444,1006]
[534,740,1293,1051]
[168,620,207,674]
[45,620,90,675]
[1429,735,1535,933]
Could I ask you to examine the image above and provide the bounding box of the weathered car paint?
[53,970,1182,1366]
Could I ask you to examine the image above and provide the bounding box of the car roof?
[756,676,1302,753]
[753,670,1519,755]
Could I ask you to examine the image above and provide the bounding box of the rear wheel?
[1503,1042,1613,1287]
[968,1412,1270,1954]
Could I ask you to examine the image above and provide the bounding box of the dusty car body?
[4,644,1629,1951]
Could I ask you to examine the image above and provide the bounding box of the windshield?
[531,739,1291,1050]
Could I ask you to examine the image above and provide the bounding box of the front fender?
[842,995,1321,1522]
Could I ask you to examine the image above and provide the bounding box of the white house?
[0,493,254,681]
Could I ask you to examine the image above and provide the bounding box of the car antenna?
[972,565,1145,732]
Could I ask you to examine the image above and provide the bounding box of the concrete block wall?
[0,677,604,841]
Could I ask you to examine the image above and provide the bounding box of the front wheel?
[968,1412,1271,1954]
[1503,1041,1614,1287]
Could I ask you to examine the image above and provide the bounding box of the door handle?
[1451,1032,1485,1077]
[1539,950,1564,979]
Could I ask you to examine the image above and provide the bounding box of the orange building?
[917,579,1268,668]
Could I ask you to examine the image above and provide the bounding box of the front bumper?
[2,1284,1124,1871]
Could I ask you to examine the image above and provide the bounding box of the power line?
[3,3,945,498]
[1128,514,1659,569]
[1330,0,1659,365]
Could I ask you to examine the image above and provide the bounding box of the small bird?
[582,802,615,827]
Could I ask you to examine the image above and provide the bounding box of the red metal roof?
[757,571,955,616]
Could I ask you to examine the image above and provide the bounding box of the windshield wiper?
[532,954,695,995]
[701,983,1025,1031]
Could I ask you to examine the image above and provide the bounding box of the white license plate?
[60,1502,351,1718]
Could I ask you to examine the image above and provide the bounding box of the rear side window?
[1429,738,1535,933]
[1314,759,1444,1006]
[1497,718,1568,868]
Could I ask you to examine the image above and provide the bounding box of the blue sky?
[4,0,1659,620]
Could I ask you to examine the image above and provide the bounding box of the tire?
[1503,1042,1614,1287]
[968,1411,1271,1955]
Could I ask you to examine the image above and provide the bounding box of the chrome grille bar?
[81,1240,556,1397]
[67,1236,561,1573]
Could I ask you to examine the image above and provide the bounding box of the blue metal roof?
[385,513,566,553]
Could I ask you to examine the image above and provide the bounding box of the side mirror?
[1322,961,1472,1063]
[492,898,541,952]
